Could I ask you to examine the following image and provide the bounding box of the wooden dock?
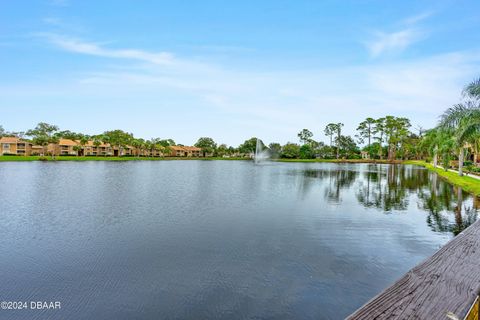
[347,219,480,320]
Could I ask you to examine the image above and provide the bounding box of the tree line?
[1,77,479,170]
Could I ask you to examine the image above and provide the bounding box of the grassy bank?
[405,160,480,196]
[0,156,249,162]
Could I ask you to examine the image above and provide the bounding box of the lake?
[0,161,477,320]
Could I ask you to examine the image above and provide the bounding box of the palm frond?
[463,77,480,100]
[439,101,480,128]
[438,103,469,128]
[457,118,480,143]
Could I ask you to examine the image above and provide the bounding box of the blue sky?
[1,0,479,146]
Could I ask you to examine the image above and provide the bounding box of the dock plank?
[347,219,480,320]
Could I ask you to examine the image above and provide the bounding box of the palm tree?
[464,77,480,100]
[92,137,102,156]
[437,129,456,171]
[439,102,480,176]
[439,78,480,176]
[420,128,440,167]
[131,138,145,158]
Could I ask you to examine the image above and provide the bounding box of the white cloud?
[43,34,175,65]
[5,33,480,145]
[366,28,423,58]
[402,11,434,25]
[365,12,432,58]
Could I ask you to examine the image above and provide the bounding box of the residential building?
[84,141,112,156]
[168,146,203,157]
[31,145,44,156]
[0,137,32,156]
[48,139,78,156]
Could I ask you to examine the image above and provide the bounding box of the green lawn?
[0,156,249,162]
[405,160,480,196]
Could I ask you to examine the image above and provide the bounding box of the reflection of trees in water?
[355,164,478,234]
[295,164,478,235]
[356,165,421,211]
[419,178,478,235]
[299,169,358,202]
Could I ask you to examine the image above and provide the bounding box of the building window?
[3,144,10,149]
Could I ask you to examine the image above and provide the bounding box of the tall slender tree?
[297,129,313,145]
[374,118,386,160]
[356,117,376,159]
[334,123,344,159]
[324,124,336,148]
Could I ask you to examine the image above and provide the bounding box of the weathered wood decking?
[347,219,480,320]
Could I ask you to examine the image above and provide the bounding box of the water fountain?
[254,138,270,164]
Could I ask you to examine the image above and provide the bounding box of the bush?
[1,153,18,156]
[299,144,314,159]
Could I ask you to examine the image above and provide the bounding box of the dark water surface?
[0,161,477,320]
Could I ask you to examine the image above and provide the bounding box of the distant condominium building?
[169,146,204,157]
[0,137,33,156]
[42,139,209,157]
[0,137,211,158]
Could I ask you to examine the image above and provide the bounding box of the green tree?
[356,117,376,159]
[438,129,456,171]
[0,125,5,137]
[324,123,337,148]
[299,144,314,159]
[102,130,134,156]
[334,123,344,159]
[373,118,386,159]
[281,142,300,158]
[195,137,217,156]
[55,130,83,140]
[383,116,411,161]
[72,145,82,156]
[420,128,441,167]
[157,139,174,156]
[464,77,480,99]
[146,138,161,157]
[26,122,59,158]
[78,135,89,156]
[92,136,103,156]
[216,144,228,157]
[335,135,359,158]
[439,102,480,176]
[239,137,261,154]
[297,129,313,145]
[268,142,282,158]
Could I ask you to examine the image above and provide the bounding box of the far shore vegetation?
[0,155,248,162]
[2,77,480,178]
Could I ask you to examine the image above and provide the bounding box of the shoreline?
[404,160,480,196]
[0,156,249,162]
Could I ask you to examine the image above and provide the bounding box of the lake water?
[0,161,477,320]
